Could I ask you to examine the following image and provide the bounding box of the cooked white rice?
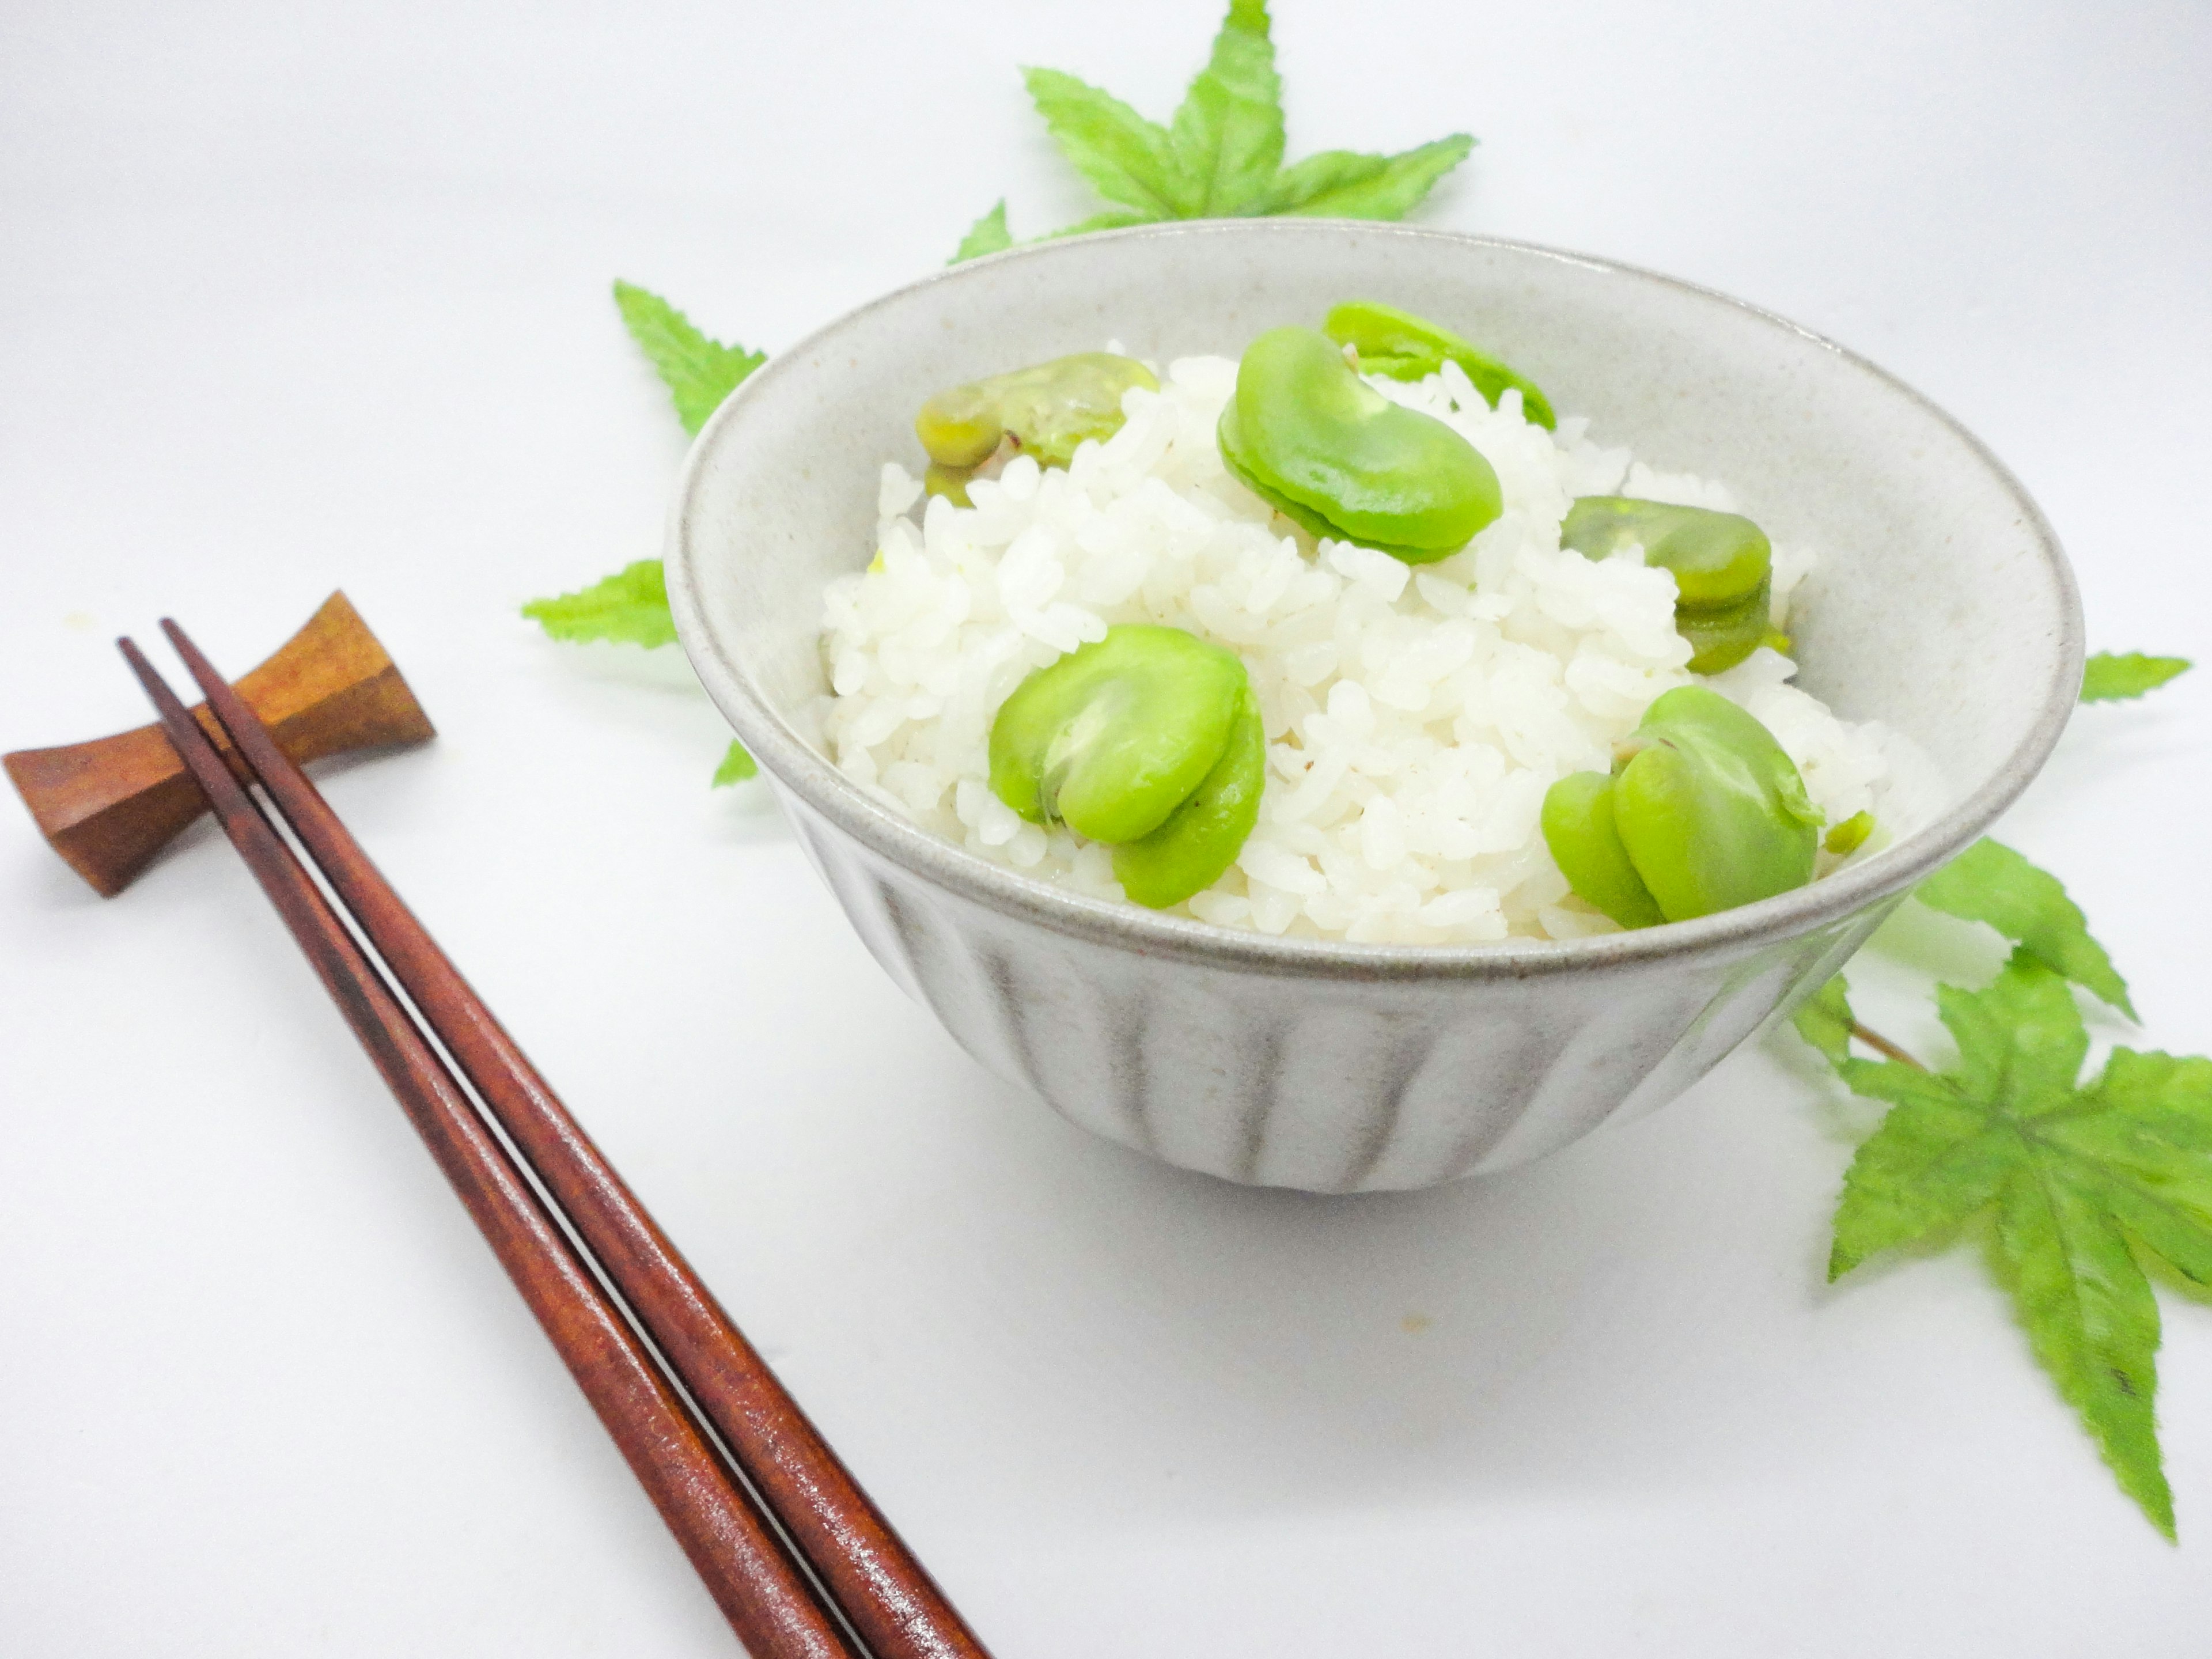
[817,353,1929,945]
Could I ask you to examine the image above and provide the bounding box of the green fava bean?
[1322,300,1557,430]
[1611,686,1821,922]
[1112,683,1266,909]
[1561,497,1775,675]
[922,462,975,507]
[914,384,1002,469]
[1673,576,1774,676]
[1560,497,1769,607]
[917,353,1160,472]
[1217,327,1502,563]
[1541,686,1820,927]
[1538,770,1665,930]
[989,624,1249,846]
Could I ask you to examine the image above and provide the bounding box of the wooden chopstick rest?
[5,593,433,896]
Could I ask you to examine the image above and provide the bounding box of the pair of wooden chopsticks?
[120,623,991,1659]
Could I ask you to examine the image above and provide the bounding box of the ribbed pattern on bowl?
[786,785,1892,1191]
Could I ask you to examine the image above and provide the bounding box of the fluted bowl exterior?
[666,222,2080,1192]
[775,782,1896,1189]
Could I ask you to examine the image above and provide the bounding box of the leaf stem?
[1849,1020,1927,1070]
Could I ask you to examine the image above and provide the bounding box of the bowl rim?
[666,219,2082,983]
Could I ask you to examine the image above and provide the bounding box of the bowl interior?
[669,222,2078,960]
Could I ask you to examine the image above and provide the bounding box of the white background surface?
[5,1,2211,1652]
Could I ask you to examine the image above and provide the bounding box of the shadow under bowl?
[666,221,2080,1193]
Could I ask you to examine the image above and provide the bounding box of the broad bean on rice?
[1216,325,1502,563]
[916,352,1160,502]
[1322,299,1556,430]
[1539,770,1666,930]
[922,461,974,507]
[1541,685,1821,926]
[1560,496,1775,675]
[1110,683,1266,910]
[988,624,1262,908]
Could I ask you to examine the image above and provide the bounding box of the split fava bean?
[1218,326,1501,563]
[1111,682,1266,909]
[989,626,1261,907]
[1322,300,1556,430]
[1539,771,1665,930]
[1541,685,1821,927]
[1560,497,1774,675]
[1674,584,1773,676]
[916,352,1160,502]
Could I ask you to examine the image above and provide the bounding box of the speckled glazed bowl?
[666,221,2080,1193]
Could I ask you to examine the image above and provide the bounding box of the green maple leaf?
[711,739,758,787]
[1021,66,1189,219]
[1260,136,1475,217]
[1167,0,1286,214]
[521,559,675,648]
[612,280,765,434]
[1915,838,2133,1017]
[2081,652,2191,704]
[953,200,1014,262]
[525,561,753,787]
[1831,950,2212,1538]
[1791,973,1855,1070]
[1043,210,1161,241]
[548,292,764,791]
[956,1,1473,260]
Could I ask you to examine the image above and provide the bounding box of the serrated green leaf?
[1263,134,1475,218]
[521,560,675,648]
[2059,1050,2212,1287]
[1043,207,1164,240]
[1991,1152,2171,1537]
[1915,837,2134,1017]
[1168,0,1284,214]
[952,200,1014,264]
[1260,149,1388,211]
[612,281,765,436]
[1830,1058,2013,1277]
[2083,1050,2212,1155]
[986,2,1475,241]
[1021,66,1186,218]
[2081,652,2191,703]
[1936,949,2091,1117]
[1828,951,2212,1536]
[1792,973,1855,1070]
[712,739,758,787]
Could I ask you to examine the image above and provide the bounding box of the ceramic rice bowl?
[665,221,2081,1193]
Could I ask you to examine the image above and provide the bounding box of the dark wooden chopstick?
[119,637,862,1658]
[143,621,994,1659]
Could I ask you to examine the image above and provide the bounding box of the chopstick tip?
[115,636,179,713]
[161,619,222,687]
